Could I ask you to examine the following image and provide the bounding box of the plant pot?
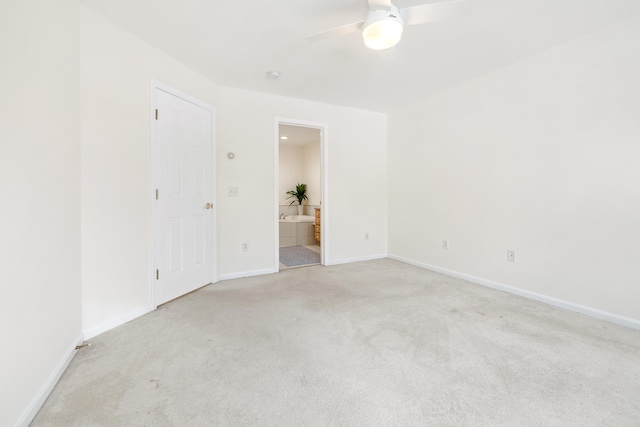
[297,204,304,216]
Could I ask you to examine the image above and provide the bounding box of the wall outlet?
[229,186,239,197]
[242,242,249,252]
[507,250,516,262]
[442,240,449,250]
[365,232,369,240]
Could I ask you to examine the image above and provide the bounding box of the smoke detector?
[266,71,281,80]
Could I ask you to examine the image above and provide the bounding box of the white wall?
[278,145,305,205]
[278,141,321,208]
[388,15,640,323]
[80,5,387,331]
[303,141,322,206]
[80,6,387,331]
[0,1,82,425]
[218,87,388,275]
[80,6,220,335]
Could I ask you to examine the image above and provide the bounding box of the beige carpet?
[32,259,640,426]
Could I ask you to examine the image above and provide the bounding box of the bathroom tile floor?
[279,244,321,270]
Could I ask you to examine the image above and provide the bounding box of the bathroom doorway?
[275,118,327,271]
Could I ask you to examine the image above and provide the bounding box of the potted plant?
[286,183,308,215]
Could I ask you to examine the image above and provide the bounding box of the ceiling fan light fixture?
[362,7,404,50]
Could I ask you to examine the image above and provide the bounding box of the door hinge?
[155,109,158,120]
[155,189,159,200]
[156,269,159,280]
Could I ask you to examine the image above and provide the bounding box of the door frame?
[150,79,217,308]
[274,117,328,271]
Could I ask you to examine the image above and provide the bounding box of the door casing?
[274,117,329,271]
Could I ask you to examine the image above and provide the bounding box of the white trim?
[149,81,158,310]
[150,79,217,308]
[273,120,280,271]
[151,79,217,113]
[324,253,388,266]
[218,268,276,281]
[83,306,155,340]
[14,333,84,427]
[274,117,329,272]
[388,254,640,331]
[320,124,328,264]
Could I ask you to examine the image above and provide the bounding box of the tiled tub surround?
[279,215,316,247]
[278,205,318,217]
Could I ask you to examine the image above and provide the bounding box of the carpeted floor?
[279,245,320,267]
[32,259,640,426]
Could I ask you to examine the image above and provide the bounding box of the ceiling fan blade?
[400,0,473,26]
[368,0,393,10]
[305,21,364,43]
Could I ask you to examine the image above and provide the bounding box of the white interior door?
[153,86,216,306]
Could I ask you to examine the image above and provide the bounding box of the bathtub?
[279,215,316,247]
[279,215,315,223]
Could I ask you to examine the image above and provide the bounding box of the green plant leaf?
[286,183,308,205]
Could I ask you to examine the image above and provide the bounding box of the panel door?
[154,88,215,305]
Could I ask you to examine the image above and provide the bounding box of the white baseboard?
[388,254,640,331]
[14,333,84,427]
[83,306,155,340]
[218,255,388,279]
[324,253,387,266]
[218,268,276,281]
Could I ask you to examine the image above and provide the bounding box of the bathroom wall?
[278,145,305,207]
[303,141,321,206]
[279,129,321,215]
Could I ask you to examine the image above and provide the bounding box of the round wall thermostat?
[227,152,235,160]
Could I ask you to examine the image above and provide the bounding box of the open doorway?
[275,119,327,271]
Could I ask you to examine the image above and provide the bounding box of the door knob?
[205,202,213,209]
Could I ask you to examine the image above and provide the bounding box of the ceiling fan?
[306,0,473,50]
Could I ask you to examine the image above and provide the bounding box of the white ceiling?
[279,125,321,147]
[80,0,640,113]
